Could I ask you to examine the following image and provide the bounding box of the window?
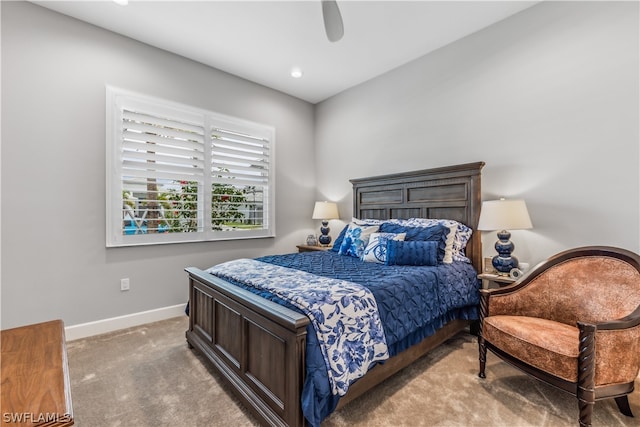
[106,87,275,247]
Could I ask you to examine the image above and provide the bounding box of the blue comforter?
[209,251,479,426]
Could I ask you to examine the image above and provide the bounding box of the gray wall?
[2,1,639,330]
[315,1,639,267]
[1,2,316,329]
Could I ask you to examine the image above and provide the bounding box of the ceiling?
[34,1,539,104]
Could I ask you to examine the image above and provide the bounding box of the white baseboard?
[64,303,187,341]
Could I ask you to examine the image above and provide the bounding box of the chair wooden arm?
[577,315,640,398]
[593,304,640,330]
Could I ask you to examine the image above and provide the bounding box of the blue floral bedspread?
[206,251,479,427]
[206,259,389,396]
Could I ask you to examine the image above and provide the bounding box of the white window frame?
[106,86,275,247]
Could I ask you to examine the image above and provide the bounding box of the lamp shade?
[312,201,339,220]
[477,199,532,231]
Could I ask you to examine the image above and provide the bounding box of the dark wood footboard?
[186,267,310,427]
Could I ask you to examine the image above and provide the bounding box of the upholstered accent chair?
[478,246,640,427]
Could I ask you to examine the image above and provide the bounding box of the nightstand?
[296,245,332,253]
[478,273,516,289]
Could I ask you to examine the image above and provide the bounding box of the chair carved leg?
[578,396,594,427]
[478,338,486,378]
[577,322,596,427]
[478,292,489,379]
[614,396,634,417]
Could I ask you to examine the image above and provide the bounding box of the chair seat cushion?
[483,315,579,382]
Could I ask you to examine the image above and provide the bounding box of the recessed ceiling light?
[290,67,303,79]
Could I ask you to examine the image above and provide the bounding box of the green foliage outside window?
[159,181,254,232]
[124,180,259,234]
[159,180,199,233]
[211,183,248,230]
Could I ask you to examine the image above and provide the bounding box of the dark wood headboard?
[350,162,485,273]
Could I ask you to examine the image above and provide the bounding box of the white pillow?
[442,225,457,264]
[361,232,406,263]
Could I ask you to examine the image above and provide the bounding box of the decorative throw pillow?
[361,232,406,263]
[330,224,350,252]
[451,224,473,262]
[406,218,473,263]
[378,222,449,262]
[385,240,439,266]
[331,218,382,252]
[338,223,380,258]
[441,225,457,264]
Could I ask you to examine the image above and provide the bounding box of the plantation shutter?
[106,87,275,247]
[210,128,270,187]
[210,126,270,232]
[120,109,205,235]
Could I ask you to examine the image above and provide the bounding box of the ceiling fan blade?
[322,0,344,42]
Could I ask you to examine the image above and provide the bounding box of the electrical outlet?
[120,278,130,291]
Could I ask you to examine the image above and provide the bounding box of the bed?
[185,161,485,427]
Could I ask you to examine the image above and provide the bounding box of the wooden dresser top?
[1,319,74,427]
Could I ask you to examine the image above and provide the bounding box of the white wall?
[1,2,316,329]
[315,1,639,267]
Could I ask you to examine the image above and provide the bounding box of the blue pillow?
[330,224,350,252]
[385,240,439,266]
[332,220,381,253]
[338,223,380,258]
[378,223,448,262]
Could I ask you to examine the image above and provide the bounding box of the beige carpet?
[66,316,640,426]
